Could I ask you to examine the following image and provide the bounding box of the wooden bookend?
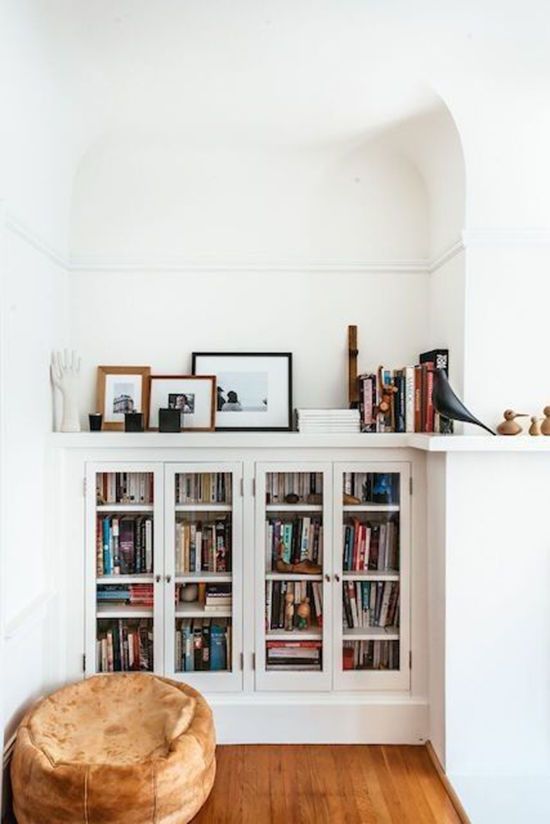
[348,325,359,408]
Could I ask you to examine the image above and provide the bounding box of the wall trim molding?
[462,227,550,246]
[5,213,68,269]
[7,208,550,276]
[428,240,465,274]
[68,259,431,274]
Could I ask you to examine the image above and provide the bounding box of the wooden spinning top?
[541,407,550,435]
[496,409,528,436]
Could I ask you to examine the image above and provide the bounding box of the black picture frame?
[192,352,293,432]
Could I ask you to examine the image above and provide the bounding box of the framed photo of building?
[192,352,293,431]
[148,375,216,431]
[96,366,151,431]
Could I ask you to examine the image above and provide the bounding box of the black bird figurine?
[432,368,496,435]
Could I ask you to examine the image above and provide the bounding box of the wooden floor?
[192,745,462,824]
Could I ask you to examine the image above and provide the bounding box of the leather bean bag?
[11,673,216,824]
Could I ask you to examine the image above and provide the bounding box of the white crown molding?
[462,227,550,246]
[68,259,430,274]
[5,212,68,268]
[428,239,465,274]
[9,207,550,276]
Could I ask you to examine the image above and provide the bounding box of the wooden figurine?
[284,591,295,631]
[496,409,528,435]
[541,407,550,435]
[348,325,359,409]
[529,416,542,436]
[343,493,361,505]
[296,596,311,630]
[284,493,300,504]
[376,366,398,429]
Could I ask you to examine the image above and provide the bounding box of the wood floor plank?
[192,744,462,824]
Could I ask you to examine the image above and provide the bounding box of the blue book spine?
[210,624,226,671]
[102,517,111,575]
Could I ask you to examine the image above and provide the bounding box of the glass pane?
[96,618,154,672]
[175,618,231,673]
[173,471,234,675]
[341,471,401,675]
[96,471,154,504]
[343,471,400,505]
[342,513,399,572]
[343,640,400,671]
[264,471,325,674]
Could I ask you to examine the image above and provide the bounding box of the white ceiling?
[44,0,443,146]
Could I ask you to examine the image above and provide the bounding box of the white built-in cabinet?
[85,458,410,695]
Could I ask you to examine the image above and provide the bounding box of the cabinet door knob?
[155,574,161,583]
[334,573,341,583]
[165,575,172,584]
[325,573,331,582]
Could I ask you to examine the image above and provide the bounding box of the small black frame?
[192,352,293,432]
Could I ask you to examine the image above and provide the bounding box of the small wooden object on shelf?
[348,325,359,409]
[275,558,322,576]
[343,493,361,505]
[296,597,311,629]
[496,409,528,435]
[529,416,542,436]
[541,407,550,435]
[284,592,295,631]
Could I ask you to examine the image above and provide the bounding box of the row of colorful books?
[97,516,153,576]
[267,516,323,567]
[97,584,153,607]
[96,472,154,505]
[358,349,452,433]
[96,619,153,672]
[266,580,322,631]
[266,640,322,671]
[175,472,232,505]
[343,581,400,629]
[265,472,323,504]
[343,640,400,671]
[175,618,230,672]
[175,518,231,573]
[343,519,399,572]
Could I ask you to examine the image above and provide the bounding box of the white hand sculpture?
[51,350,82,432]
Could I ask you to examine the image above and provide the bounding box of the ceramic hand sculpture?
[51,350,81,432]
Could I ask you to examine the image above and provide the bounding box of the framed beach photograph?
[192,352,293,431]
[148,375,216,431]
[97,366,151,430]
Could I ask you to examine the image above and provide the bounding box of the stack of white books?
[295,408,361,433]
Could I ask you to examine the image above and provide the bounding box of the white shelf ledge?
[51,431,550,452]
[343,627,400,641]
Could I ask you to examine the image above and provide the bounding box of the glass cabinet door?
[255,462,332,691]
[86,463,164,676]
[333,462,410,691]
[164,463,243,692]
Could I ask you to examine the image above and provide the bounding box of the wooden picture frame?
[96,366,151,431]
[192,352,293,431]
[148,375,216,431]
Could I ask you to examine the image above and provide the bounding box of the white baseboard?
[209,697,428,745]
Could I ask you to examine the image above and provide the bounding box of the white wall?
[428,251,465,398]
[70,137,429,265]
[70,268,430,424]
[0,223,68,752]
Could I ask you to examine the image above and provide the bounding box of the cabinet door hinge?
[252,652,256,670]
[82,653,86,673]
[252,478,256,497]
[83,478,87,497]
[409,651,412,670]
[239,478,244,497]
[409,476,413,496]
[240,652,244,670]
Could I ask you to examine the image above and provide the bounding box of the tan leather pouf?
[11,674,216,824]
